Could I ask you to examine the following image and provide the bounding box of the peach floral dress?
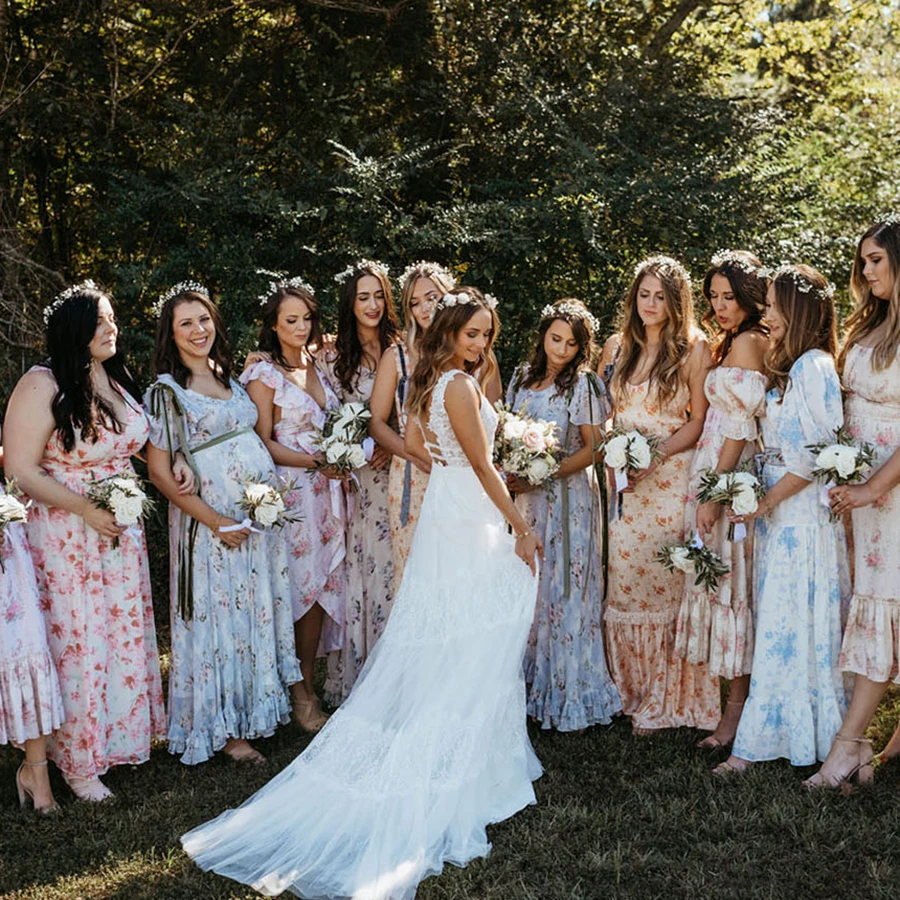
[675,367,766,679]
[386,344,429,592]
[24,368,165,778]
[604,376,720,732]
[839,344,900,682]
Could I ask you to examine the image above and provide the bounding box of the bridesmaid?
[598,255,720,735]
[804,218,900,786]
[241,277,347,733]
[506,299,622,731]
[675,251,768,749]
[370,262,453,590]
[146,282,301,765]
[0,440,65,813]
[4,281,165,801]
[717,264,850,774]
[323,260,400,704]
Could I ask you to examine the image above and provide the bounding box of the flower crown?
[710,249,764,277]
[762,265,836,301]
[43,279,100,324]
[398,260,455,289]
[334,259,390,285]
[152,281,210,317]
[256,270,315,307]
[540,302,599,335]
[436,291,498,311]
[875,211,900,228]
[635,255,692,286]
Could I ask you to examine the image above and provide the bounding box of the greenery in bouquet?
[655,535,729,593]
[696,467,766,540]
[493,402,561,486]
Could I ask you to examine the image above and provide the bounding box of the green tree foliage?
[1,0,897,396]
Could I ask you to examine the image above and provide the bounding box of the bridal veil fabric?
[182,370,542,899]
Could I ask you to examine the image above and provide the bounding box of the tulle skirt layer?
[182,465,541,899]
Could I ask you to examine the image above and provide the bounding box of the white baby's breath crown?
[398,260,455,289]
[875,211,900,228]
[761,264,836,301]
[334,259,390,285]
[436,291,499,312]
[710,249,764,277]
[540,301,599,335]
[152,280,210,317]
[635,255,692,287]
[256,269,315,307]
[43,279,101,325]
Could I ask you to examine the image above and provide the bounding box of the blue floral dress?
[145,375,302,764]
[732,350,851,765]
[507,368,622,730]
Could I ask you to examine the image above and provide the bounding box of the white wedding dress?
[182,369,542,899]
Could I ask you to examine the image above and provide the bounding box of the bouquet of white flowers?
[86,473,153,547]
[603,428,661,516]
[0,480,30,572]
[695,468,766,541]
[225,477,302,534]
[493,403,561,486]
[655,534,729,593]
[806,427,875,521]
[312,401,374,477]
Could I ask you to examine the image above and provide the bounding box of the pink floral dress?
[675,366,767,679]
[839,343,900,682]
[24,368,165,778]
[604,375,720,732]
[0,435,65,745]
[240,360,346,652]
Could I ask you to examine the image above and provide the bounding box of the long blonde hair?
[399,262,456,351]
[610,256,697,408]
[407,287,499,420]
[839,222,900,373]
[765,265,838,396]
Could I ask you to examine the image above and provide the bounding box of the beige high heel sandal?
[801,734,874,789]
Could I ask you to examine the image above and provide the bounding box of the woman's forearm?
[6,462,90,517]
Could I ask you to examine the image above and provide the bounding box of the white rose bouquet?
[696,468,766,541]
[806,427,875,521]
[227,477,302,534]
[0,480,30,572]
[656,534,729,593]
[603,427,661,514]
[85,473,153,547]
[312,401,374,479]
[493,403,561,486]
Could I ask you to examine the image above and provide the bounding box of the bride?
[181,286,544,899]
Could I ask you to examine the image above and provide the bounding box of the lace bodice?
[424,370,498,467]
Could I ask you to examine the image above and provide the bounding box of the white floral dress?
[732,351,850,765]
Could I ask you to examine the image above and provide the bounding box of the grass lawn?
[3,688,900,900]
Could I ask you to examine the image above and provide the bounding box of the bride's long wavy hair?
[838,221,900,374]
[765,265,838,396]
[407,287,499,420]
[610,256,697,409]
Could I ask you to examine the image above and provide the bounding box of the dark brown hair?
[701,252,767,365]
[258,286,322,367]
[520,298,596,396]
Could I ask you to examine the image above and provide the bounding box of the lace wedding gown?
[182,369,542,899]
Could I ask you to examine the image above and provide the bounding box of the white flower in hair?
[43,279,101,324]
[875,211,900,227]
[256,269,316,307]
[635,255,692,286]
[152,280,210,317]
[334,259,390,285]
[540,301,599,335]
[710,249,763,277]
[398,260,455,289]
[484,293,499,310]
[765,265,835,301]
[436,291,499,311]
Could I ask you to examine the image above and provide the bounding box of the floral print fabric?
[240,360,346,653]
[732,351,850,765]
[604,373,720,731]
[321,363,395,705]
[839,344,900,682]
[0,481,65,746]
[675,367,767,678]
[24,368,164,777]
[145,375,301,764]
[507,369,621,731]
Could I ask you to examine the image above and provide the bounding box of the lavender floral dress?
[145,375,301,764]
[507,368,622,730]
[321,362,395,705]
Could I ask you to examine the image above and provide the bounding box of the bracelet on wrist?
[514,528,533,540]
